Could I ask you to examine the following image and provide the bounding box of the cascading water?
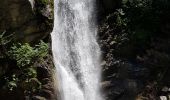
[51,0,103,100]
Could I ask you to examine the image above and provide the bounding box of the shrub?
[9,43,35,67]
[2,40,48,94]
[8,41,49,67]
[35,40,49,59]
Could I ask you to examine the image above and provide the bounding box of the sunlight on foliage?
[8,41,49,67]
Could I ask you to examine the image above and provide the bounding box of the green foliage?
[3,66,40,93]
[118,0,170,47]
[0,31,13,45]
[23,78,42,93]
[21,67,41,94]
[101,0,170,98]
[118,0,170,84]
[7,81,17,91]
[5,74,18,91]
[25,68,37,78]
[35,40,49,58]
[114,9,127,27]
[9,43,35,67]
[0,31,13,58]
[38,0,49,5]
[8,41,49,67]
[2,41,48,93]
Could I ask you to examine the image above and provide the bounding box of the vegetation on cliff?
[100,0,170,99]
[0,0,54,99]
[0,31,51,99]
[0,0,170,100]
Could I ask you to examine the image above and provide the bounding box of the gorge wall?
[99,0,170,100]
[0,0,53,43]
[0,0,55,100]
[0,0,170,100]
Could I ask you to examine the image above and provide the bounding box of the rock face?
[0,55,56,100]
[34,55,56,100]
[0,0,55,100]
[98,1,170,100]
[0,0,53,43]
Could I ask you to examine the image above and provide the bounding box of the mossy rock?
[0,0,53,43]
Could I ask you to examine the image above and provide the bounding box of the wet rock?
[35,55,56,100]
[32,96,46,100]
[0,0,53,43]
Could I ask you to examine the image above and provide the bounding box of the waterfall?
[28,0,34,9]
[51,0,103,100]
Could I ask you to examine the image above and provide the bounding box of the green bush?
[6,74,18,91]
[35,40,49,59]
[8,41,49,67]
[3,40,48,93]
[9,43,35,67]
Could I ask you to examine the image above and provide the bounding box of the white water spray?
[28,0,34,9]
[51,0,103,100]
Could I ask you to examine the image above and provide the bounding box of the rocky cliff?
[99,0,170,100]
[0,0,55,100]
[0,0,53,43]
[0,0,170,100]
